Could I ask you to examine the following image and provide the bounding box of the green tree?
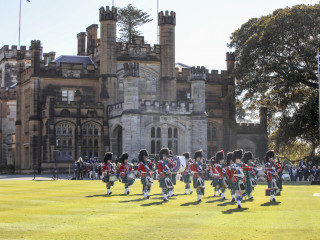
[229,3,320,156]
[117,4,152,43]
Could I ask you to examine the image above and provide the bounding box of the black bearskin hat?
[215,150,224,162]
[265,150,275,162]
[243,151,253,164]
[159,148,169,160]
[226,152,233,165]
[169,150,174,157]
[120,152,129,163]
[194,150,203,160]
[232,149,243,161]
[183,152,190,159]
[138,149,149,162]
[103,152,113,163]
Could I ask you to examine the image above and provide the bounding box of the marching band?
[101,148,283,207]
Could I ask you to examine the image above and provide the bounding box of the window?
[212,127,217,140]
[62,90,75,104]
[157,127,161,138]
[151,127,155,138]
[151,127,162,154]
[82,122,101,160]
[168,127,178,154]
[55,122,74,161]
[151,140,155,154]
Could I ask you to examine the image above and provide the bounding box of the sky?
[0,0,319,71]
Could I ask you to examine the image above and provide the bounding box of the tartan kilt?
[218,179,226,188]
[193,178,198,188]
[102,175,115,186]
[227,179,233,189]
[122,176,135,186]
[230,180,239,190]
[159,177,166,188]
[211,178,219,187]
[171,174,177,185]
[183,174,192,184]
[267,178,280,189]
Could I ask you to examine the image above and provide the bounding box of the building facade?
[0,6,267,173]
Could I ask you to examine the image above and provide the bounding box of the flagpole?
[157,0,159,44]
[19,0,21,48]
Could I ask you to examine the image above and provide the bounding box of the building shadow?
[222,207,249,214]
[261,201,281,207]
[181,201,201,206]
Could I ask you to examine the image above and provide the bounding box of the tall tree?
[229,3,320,156]
[117,4,152,43]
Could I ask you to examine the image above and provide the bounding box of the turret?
[30,40,42,76]
[190,66,206,114]
[77,32,86,56]
[259,107,268,132]
[158,11,176,102]
[99,6,117,101]
[226,52,235,73]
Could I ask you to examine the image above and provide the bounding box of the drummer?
[191,150,205,202]
[182,152,193,194]
[101,152,117,195]
[137,149,153,199]
[118,152,135,195]
[168,150,176,197]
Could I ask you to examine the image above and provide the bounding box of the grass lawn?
[0,179,319,240]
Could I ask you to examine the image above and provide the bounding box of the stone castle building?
[0,6,267,173]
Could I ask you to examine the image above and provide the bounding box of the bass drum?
[171,156,187,173]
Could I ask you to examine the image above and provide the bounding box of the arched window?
[151,127,155,138]
[174,128,178,138]
[168,128,172,138]
[212,127,217,140]
[157,140,162,154]
[157,127,161,138]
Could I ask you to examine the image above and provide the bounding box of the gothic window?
[212,127,217,140]
[151,127,162,154]
[55,122,75,161]
[82,122,101,160]
[168,127,178,154]
[157,127,161,138]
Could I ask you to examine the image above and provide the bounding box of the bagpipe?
[140,171,154,186]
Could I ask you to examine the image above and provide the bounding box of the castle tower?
[122,63,141,159]
[86,24,98,56]
[77,32,86,56]
[99,6,117,102]
[190,66,207,156]
[259,107,268,132]
[158,11,176,102]
[30,40,42,76]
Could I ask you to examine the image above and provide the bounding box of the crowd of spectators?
[286,160,320,182]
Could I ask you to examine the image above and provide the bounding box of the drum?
[109,174,117,182]
[197,177,205,188]
[164,177,174,189]
[171,156,187,173]
[127,172,135,181]
[145,176,153,186]
[250,177,257,187]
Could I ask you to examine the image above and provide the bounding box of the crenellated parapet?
[116,36,161,61]
[237,122,266,134]
[226,52,235,61]
[0,45,30,61]
[99,6,117,21]
[190,66,206,81]
[158,11,176,25]
[0,86,17,100]
[108,100,194,118]
[30,40,41,50]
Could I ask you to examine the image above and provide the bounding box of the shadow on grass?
[242,198,254,202]
[181,201,201,206]
[217,201,236,207]
[261,201,281,206]
[204,195,220,199]
[141,201,165,207]
[119,198,146,203]
[85,194,108,198]
[222,207,249,214]
[206,198,227,203]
